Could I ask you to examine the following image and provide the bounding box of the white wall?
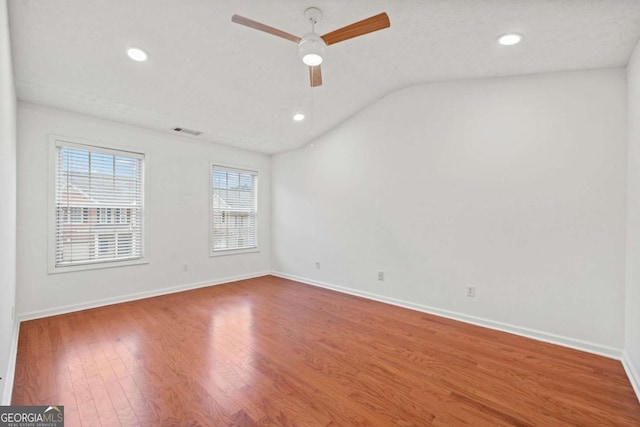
[272,69,627,354]
[17,103,270,318]
[0,0,17,403]
[625,40,640,397]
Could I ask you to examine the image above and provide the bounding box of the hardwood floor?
[12,275,640,426]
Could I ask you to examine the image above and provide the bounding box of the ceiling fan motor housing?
[299,33,326,66]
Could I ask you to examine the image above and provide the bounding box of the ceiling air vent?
[173,127,203,136]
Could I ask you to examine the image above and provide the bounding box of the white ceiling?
[8,0,640,154]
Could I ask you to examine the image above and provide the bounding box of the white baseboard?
[271,271,623,360]
[2,320,19,405]
[18,271,270,322]
[622,351,640,403]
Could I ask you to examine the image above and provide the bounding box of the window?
[51,138,145,271]
[117,233,133,256]
[96,233,133,258]
[97,208,113,224]
[61,207,88,224]
[210,165,258,254]
[116,208,131,224]
[97,234,115,258]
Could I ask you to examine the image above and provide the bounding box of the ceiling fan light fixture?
[299,33,326,66]
[302,53,322,66]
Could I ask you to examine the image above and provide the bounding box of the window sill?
[48,258,149,274]
[210,248,260,257]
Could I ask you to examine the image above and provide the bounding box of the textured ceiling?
[8,0,640,154]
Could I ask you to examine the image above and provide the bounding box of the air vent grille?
[173,127,203,136]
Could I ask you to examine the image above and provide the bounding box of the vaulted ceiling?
[9,0,640,154]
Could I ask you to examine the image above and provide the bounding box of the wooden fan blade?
[231,14,301,43]
[309,65,322,87]
[321,12,390,46]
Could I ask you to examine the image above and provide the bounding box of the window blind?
[55,142,144,267]
[211,165,258,253]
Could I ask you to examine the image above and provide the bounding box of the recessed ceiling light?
[293,113,305,121]
[498,33,523,46]
[127,47,148,61]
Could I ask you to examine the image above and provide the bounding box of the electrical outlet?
[378,271,385,281]
[183,264,189,272]
[467,286,476,297]
[316,262,320,269]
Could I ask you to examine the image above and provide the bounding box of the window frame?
[47,135,149,274]
[209,162,260,257]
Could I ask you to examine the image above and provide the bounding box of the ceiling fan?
[231,7,390,87]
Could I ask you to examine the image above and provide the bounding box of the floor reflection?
[208,299,256,390]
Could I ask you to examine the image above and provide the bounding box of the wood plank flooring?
[12,275,640,426]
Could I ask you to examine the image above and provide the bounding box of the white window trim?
[47,135,149,274]
[209,161,260,257]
